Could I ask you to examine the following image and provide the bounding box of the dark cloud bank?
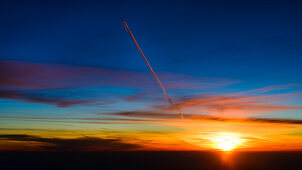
[0,134,140,151]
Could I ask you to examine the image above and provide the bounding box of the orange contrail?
[121,18,183,119]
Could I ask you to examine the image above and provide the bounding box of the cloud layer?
[159,93,302,117]
[0,60,236,89]
[0,134,141,151]
[0,60,236,107]
[109,111,302,124]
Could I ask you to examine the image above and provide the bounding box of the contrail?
[121,18,183,119]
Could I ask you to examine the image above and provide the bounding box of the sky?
[0,0,302,151]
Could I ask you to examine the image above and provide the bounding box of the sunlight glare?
[210,133,245,151]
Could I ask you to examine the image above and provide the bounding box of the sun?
[209,133,245,151]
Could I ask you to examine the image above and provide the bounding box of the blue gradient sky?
[1,0,302,120]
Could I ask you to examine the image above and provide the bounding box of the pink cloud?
[0,60,237,90]
[159,93,302,117]
[0,60,239,107]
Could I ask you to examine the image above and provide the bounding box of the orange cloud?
[159,93,302,117]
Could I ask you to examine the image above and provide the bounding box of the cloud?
[2,113,302,126]
[0,60,236,89]
[158,93,302,117]
[0,134,141,151]
[108,111,302,124]
[246,118,302,124]
[122,83,302,117]
[0,116,159,125]
[158,74,239,90]
[112,111,184,119]
[0,89,115,107]
[123,90,150,102]
[0,60,150,88]
[0,60,237,107]
[235,83,302,95]
[2,60,300,112]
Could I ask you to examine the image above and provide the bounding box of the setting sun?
[210,133,245,151]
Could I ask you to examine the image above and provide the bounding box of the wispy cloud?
[0,89,113,107]
[0,60,236,89]
[0,60,237,107]
[108,111,302,125]
[235,83,302,95]
[156,92,302,117]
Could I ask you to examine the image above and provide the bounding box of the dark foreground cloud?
[0,134,141,151]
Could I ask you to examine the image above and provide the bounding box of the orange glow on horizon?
[209,133,245,151]
[1,115,302,151]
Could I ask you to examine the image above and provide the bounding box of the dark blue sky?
[1,0,302,119]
